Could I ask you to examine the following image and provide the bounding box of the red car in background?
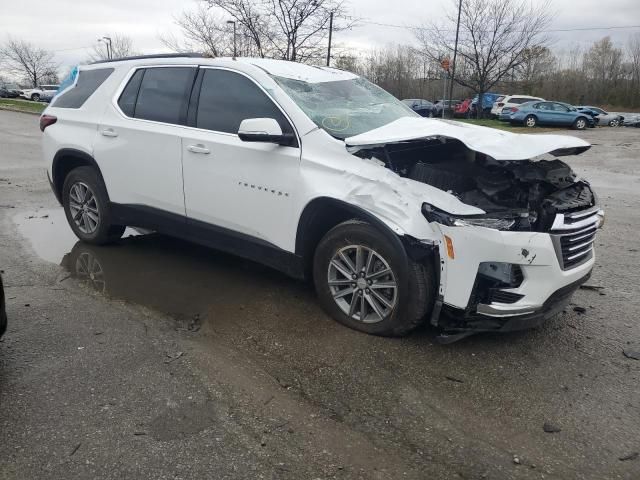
[453,98,473,117]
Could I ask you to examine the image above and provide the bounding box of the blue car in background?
[503,100,595,130]
[470,92,503,116]
[402,98,436,117]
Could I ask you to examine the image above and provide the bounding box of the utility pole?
[227,20,237,59]
[447,0,463,118]
[326,11,334,67]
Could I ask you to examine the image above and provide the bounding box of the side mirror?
[238,118,295,146]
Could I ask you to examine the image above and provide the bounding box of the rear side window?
[118,69,144,117]
[53,69,113,109]
[133,67,196,124]
[196,69,294,137]
[117,67,196,124]
[510,97,535,104]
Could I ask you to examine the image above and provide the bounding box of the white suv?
[41,55,603,340]
[491,95,544,118]
[21,84,59,102]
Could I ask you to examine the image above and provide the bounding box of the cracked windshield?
[274,75,416,138]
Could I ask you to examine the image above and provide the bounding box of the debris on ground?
[622,349,640,360]
[513,455,521,465]
[579,284,604,291]
[69,443,81,456]
[445,375,464,383]
[164,351,184,364]
[618,452,639,461]
[543,422,562,433]
[573,306,587,314]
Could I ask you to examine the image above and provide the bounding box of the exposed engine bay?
[355,138,595,231]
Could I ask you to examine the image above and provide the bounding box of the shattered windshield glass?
[273,75,417,139]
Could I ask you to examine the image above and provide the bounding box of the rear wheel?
[62,166,125,245]
[30,93,40,102]
[609,118,620,127]
[313,220,435,336]
[573,117,587,130]
[525,115,537,128]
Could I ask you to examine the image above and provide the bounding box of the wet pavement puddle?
[13,208,310,331]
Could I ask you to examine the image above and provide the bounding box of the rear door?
[181,67,301,250]
[93,66,197,217]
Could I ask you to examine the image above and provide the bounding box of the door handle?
[100,128,118,138]
[187,144,210,154]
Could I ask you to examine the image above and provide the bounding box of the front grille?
[550,207,599,270]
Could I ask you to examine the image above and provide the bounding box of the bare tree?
[161,5,260,57]
[88,34,137,62]
[0,38,57,87]
[416,0,552,117]
[516,45,555,93]
[205,0,351,62]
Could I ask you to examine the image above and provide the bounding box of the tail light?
[39,114,57,132]
[510,108,518,113]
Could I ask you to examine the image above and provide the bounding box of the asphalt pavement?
[0,110,638,479]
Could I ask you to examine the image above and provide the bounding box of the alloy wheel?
[609,119,619,127]
[576,119,586,129]
[526,116,536,127]
[327,245,398,324]
[69,182,100,234]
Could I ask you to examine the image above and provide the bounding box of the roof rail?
[89,52,207,65]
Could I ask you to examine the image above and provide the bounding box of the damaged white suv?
[41,55,604,340]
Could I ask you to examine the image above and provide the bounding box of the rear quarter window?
[53,69,113,109]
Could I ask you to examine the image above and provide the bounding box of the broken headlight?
[422,204,516,231]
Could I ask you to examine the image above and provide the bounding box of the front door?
[181,68,301,251]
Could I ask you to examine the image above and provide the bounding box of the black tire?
[30,93,40,102]
[62,166,125,245]
[524,115,537,128]
[313,220,435,336]
[573,117,588,130]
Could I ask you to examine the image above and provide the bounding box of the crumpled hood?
[345,117,591,160]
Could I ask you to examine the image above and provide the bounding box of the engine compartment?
[356,138,595,231]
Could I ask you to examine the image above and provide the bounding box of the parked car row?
[397,94,627,131]
[402,98,462,118]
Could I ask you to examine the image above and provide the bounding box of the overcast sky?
[2,0,639,70]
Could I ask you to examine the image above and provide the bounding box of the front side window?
[196,69,294,137]
[273,75,416,139]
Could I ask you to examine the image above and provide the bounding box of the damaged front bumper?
[427,209,599,334]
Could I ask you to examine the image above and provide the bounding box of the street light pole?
[326,11,334,67]
[226,20,237,59]
[447,0,463,118]
[98,37,113,60]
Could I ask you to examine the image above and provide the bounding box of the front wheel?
[62,166,125,245]
[525,115,537,128]
[313,220,435,336]
[609,118,620,127]
[573,117,587,130]
[30,93,40,102]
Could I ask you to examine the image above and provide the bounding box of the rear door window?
[133,67,196,125]
[118,69,144,117]
[195,68,295,141]
[53,69,113,109]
